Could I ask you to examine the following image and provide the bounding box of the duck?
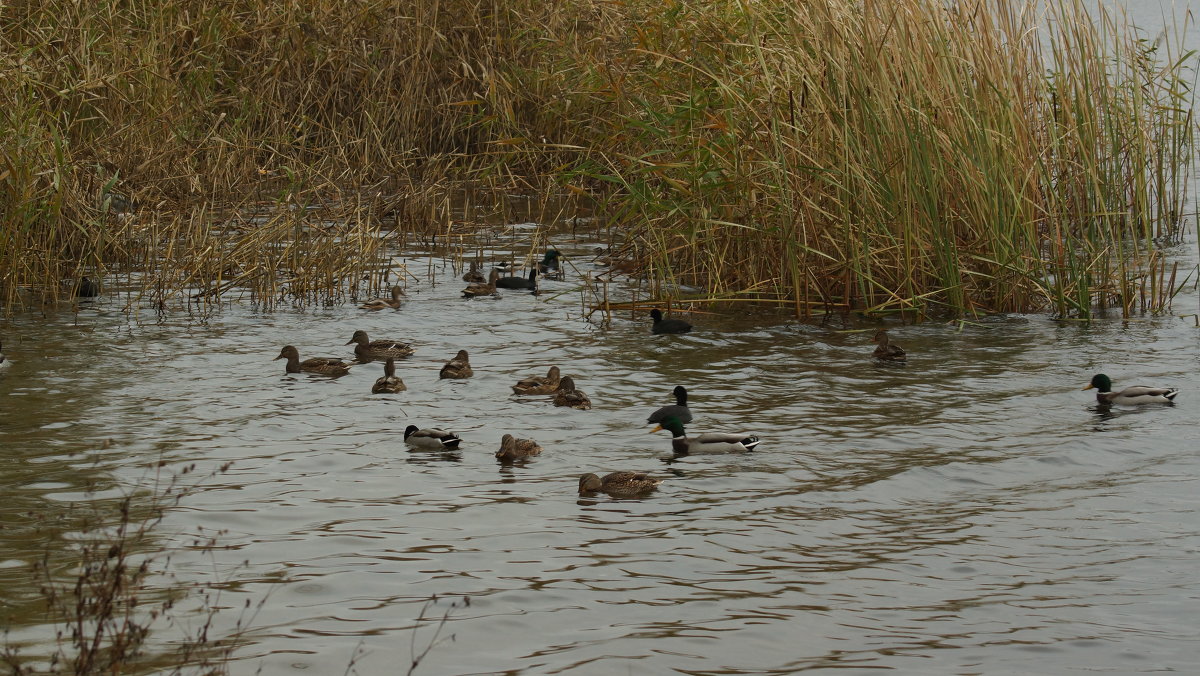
[274,345,352,376]
[346,330,414,362]
[578,471,662,498]
[102,191,138,214]
[552,376,592,410]
[650,308,692,334]
[647,385,693,425]
[0,341,10,370]
[1084,374,1179,405]
[872,330,906,363]
[403,425,462,450]
[75,276,100,298]
[462,261,486,283]
[371,358,406,393]
[463,269,500,297]
[496,268,537,290]
[538,249,562,274]
[439,350,473,379]
[512,366,561,395]
[650,416,760,454]
[360,286,405,310]
[495,433,542,461]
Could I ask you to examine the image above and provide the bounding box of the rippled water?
[2,227,1198,674]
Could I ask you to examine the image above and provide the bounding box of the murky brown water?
[2,226,1198,674]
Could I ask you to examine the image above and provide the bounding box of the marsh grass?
[1,0,1194,318]
[554,0,1197,318]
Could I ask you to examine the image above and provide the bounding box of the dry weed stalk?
[0,0,1193,318]
[1,460,245,675]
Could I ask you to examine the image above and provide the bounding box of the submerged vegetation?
[0,0,1195,317]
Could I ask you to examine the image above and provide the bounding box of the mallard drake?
[371,358,406,393]
[647,385,692,425]
[275,345,352,376]
[0,341,10,370]
[439,349,473,379]
[496,268,537,290]
[650,308,692,334]
[463,269,500,297]
[512,366,561,395]
[552,376,592,409]
[538,249,562,274]
[872,330,906,363]
[495,433,542,461]
[360,286,405,310]
[404,425,462,449]
[1084,374,1179,405]
[346,330,414,362]
[651,416,760,454]
[75,276,99,298]
[578,471,662,497]
[463,261,486,283]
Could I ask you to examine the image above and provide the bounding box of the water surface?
[1,236,1197,674]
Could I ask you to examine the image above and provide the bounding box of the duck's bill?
[649,425,663,433]
[1082,384,1094,390]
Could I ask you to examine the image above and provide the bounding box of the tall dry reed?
[1,0,1193,317]
[526,0,1196,318]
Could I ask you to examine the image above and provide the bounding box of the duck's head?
[672,385,688,402]
[383,358,396,376]
[454,349,470,361]
[274,345,300,361]
[347,330,369,345]
[547,366,561,380]
[389,286,404,299]
[649,416,686,438]
[488,268,500,283]
[578,473,603,494]
[1084,374,1112,392]
[650,309,664,321]
[872,330,889,344]
[557,376,576,392]
[403,424,419,440]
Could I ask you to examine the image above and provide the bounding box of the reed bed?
[1,0,1194,318]
[544,0,1196,318]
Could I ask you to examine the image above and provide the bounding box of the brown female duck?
[511,366,561,395]
[463,261,486,283]
[439,350,473,379]
[553,376,591,410]
[462,268,500,297]
[275,345,351,376]
[360,286,405,310]
[371,358,406,393]
[578,471,662,497]
[871,330,907,363]
[346,330,414,362]
[495,434,542,461]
